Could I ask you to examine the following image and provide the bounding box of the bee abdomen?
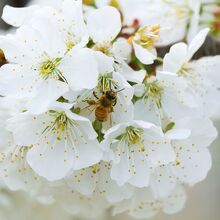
[95,106,108,122]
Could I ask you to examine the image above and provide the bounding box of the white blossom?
[0,0,219,219]
[6,103,103,181]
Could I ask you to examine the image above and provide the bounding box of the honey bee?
[84,88,123,122]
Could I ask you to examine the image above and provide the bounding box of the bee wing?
[81,104,97,114]
[107,107,114,128]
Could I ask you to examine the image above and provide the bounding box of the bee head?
[105,90,117,100]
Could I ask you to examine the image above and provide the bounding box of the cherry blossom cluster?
[0,0,219,219]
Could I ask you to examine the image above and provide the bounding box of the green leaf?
[71,107,81,115]
[93,120,104,142]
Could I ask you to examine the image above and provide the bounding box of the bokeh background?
[0,1,219,220]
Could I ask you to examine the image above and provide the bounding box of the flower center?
[98,73,118,92]
[178,64,192,76]
[44,111,69,141]
[117,126,144,147]
[133,25,160,48]
[40,60,56,76]
[144,80,163,108]
[39,58,62,79]
[55,112,68,140]
[93,43,112,56]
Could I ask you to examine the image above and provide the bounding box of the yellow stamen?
[135,25,160,48]
[91,164,101,174]
[40,60,56,76]
[109,0,120,8]
[57,123,65,140]
[127,36,133,45]
[66,41,74,51]
[175,159,180,166]
[83,0,94,6]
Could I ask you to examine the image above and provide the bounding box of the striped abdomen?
[95,106,109,122]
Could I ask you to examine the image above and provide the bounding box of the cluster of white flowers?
[0,0,219,219]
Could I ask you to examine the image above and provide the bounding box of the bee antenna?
[116,88,125,93]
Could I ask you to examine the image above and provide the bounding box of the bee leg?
[107,111,113,128]
[112,100,117,106]
[110,106,114,113]
[83,99,96,105]
[93,91,99,100]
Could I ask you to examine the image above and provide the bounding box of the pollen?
[175,159,180,166]
[66,41,74,51]
[91,164,101,174]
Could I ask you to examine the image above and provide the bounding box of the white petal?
[26,78,69,114]
[192,55,220,87]
[67,167,97,195]
[163,43,188,73]
[94,0,110,7]
[2,5,39,27]
[60,48,99,91]
[87,6,121,43]
[112,38,132,62]
[150,166,176,198]
[105,182,133,203]
[133,42,157,65]
[103,123,128,150]
[133,84,145,97]
[0,146,41,191]
[134,99,162,126]
[165,129,191,140]
[145,135,175,166]
[187,28,209,61]
[128,154,150,187]
[94,51,114,74]
[0,64,36,98]
[7,112,50,147]
[72,139,103,170]
[163,186,187,214]
[118,62,146,83]
[111,149,132,186]
[171,140,212,184]
[65,110,97,140]
[186,0,200,43]
[61,0,89,44]
[113,72,134,104]
[30,17,67,58]
[27,139,74,181]
[175,118,218,148]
